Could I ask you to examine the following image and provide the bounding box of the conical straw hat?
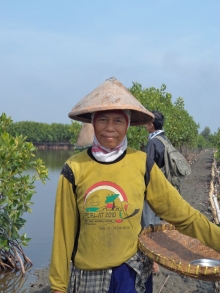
[75,123,94,149]
[68,77,154,126]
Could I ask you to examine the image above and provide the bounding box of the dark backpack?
[154,136,191,188]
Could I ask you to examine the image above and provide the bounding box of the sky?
[0,1,219,133]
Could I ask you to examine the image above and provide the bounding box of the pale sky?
[0,1,219,133]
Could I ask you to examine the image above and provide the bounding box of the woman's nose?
[105,120,115,130]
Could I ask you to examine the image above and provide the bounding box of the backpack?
[154,135,191,188]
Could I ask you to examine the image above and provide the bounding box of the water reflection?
[35,149,75,170]
[0,269,31,293]
[1,149,75,292]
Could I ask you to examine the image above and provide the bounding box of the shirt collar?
[148,130,164,140]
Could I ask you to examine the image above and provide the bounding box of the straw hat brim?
[69,108,153,126]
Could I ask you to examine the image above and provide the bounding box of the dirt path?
[27,149,218,293]
[153,148,216,293]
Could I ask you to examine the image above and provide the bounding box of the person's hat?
[68,77,154,126]
[74,123,94,149]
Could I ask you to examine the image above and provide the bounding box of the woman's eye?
[115,119,123,124]
[98,118,107,122]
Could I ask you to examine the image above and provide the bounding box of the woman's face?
[94,111,127,149]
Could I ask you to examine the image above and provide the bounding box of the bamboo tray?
[138,223,220,281]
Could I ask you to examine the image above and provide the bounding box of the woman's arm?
[49,164,79,293]
[146,162,220,253]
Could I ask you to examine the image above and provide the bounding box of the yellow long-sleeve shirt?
[49,147,220,292]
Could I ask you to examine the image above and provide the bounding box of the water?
[0,149,75,292]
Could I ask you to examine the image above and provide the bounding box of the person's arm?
[145,138,165,168]
[144,140,156,161]
[49,164,79,293]
[145,161,220,253]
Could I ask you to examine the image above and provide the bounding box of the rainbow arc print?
[83,181,140,228]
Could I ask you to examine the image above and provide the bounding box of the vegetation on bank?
[128,83,199,151]
[128,83,219,158]
[0,113,48,273]
[214,128,220,164]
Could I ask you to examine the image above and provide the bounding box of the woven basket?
[138,223,220,281]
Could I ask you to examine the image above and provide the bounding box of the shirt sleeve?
[145,162,220,254]
[145,140,156,161]
[49,163,79,293]
[145,139,164,168]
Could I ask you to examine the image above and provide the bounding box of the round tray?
[138,223,220,281]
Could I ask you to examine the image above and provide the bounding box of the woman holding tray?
[49,77,220,293]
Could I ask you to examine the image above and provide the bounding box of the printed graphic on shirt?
[83,181,139,228]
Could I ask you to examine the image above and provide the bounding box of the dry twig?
[158,274,170,293]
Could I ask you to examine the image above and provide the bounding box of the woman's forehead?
[95,110,126,118]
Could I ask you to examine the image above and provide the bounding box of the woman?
[49,77,220,293]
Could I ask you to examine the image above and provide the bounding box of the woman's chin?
[101,139,118,149]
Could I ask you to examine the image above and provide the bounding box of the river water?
[0,149,75,293]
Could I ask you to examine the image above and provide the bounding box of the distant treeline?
[7,121,81,145]
[6,117,218,154]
